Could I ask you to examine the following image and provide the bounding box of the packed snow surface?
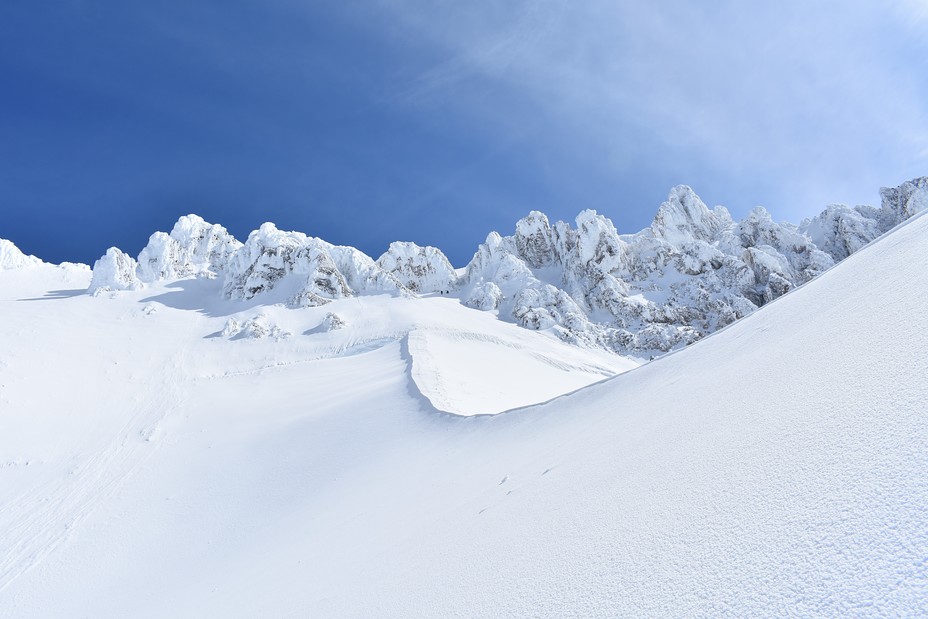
[0,205,926,616]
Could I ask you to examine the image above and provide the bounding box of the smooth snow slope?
[1,213,927,617]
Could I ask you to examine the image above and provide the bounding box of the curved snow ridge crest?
[199,334,410,381]
[404,328,624,417]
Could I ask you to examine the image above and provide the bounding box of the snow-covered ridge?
[79,176,927,356]
[0,239,43,270]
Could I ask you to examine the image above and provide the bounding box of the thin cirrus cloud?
[362,0,928,219]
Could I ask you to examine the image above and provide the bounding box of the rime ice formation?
[376,241,458,293]
[221,314,290,340]
[136,215,241,282]
[801,176,928,261]
[879,176,928,227]
[321,312,346,331]
[89,248,142,293]
[222,223,406,307]
[0,239,43,269]
[460,179,924,354]
[84,176,928,356]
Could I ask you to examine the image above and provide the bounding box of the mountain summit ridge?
[70,175,928,355]
[6,177,925,356]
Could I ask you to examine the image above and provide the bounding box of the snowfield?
[1,211,927,616]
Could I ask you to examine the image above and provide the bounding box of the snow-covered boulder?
[89,248,142,294]
[137,215,241,282]
[321,312,346,331]
[221,314,290,340]
[0,239,43,269]
[464,281,503,311]
[376,241,457,293]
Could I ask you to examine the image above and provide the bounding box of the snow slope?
[1,213,926,616]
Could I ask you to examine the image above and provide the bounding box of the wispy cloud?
[360,0,928,217]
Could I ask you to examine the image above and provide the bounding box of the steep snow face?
[88,247,141,293]
[375,241,457,293]
[136,215,241,282]
[0,239,42,270]
[222,223,405,306]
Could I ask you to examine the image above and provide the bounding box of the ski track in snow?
[0,347,189,594]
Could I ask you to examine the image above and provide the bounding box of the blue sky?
[2,1,926,266]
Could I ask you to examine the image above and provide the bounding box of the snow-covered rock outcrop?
[650,185,733,245]
[513,211,559,268]
[801,177,928,262]
[136,215,241,282]
[879,176,928,228]
[321,312,346,331]
[800,205,883,261]
[89,248,142,293]
[222,223,406,306]
[81,176,927,358]
[0,239,43,269]
[221,314,290,340]
[457,177,926,356]
[89,214,241,293]
[376,242,457,293]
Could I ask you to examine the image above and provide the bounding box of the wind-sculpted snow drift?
[81,176,927,356]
